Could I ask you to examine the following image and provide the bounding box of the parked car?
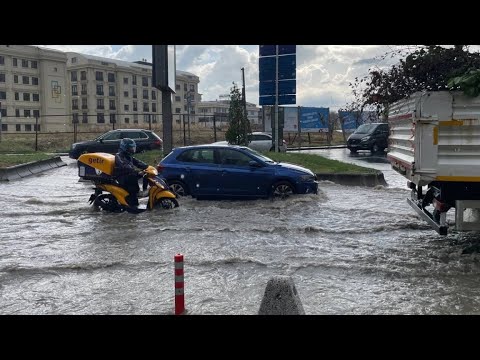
[212,132,287,153]
[68,129,163,159]
[157,144,318,199]
[346,123,389,154]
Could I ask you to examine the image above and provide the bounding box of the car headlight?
[71,143,77,150]
[300,174,314,182]
[360,136,371,142]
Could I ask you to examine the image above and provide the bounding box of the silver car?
[213,132,287,153]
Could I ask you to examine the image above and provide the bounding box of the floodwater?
[1,151,480,315]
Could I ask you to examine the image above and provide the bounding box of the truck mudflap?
[407,198,448,235]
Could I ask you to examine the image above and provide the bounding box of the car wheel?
[168,180,189,197]
[349,149,358,153]
[371,143,380,153]
[271,181,295,199]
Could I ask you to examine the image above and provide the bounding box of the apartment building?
[197,99,261,127]
[0,45,68,133]
[67,53,163,129]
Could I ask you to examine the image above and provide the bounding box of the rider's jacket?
[113,150,148,178]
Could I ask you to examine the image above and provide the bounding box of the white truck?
[388,91,480,235]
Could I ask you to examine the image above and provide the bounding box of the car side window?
[257,135,271,141]
[219,149,252,167]
[103,132,122,141]
[177,149,214,164]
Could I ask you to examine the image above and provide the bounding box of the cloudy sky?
[38,45,417,110]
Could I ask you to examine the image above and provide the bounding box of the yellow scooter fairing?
[148,182,177,209]
[98,184,130,206]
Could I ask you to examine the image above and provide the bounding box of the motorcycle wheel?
[155,197,179,210]
[94,194,125,212]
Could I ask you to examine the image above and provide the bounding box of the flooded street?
[1,151,480,314]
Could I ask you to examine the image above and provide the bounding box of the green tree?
[225,83,251,145]
[349,45,480,115]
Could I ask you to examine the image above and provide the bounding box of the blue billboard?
[338,111,379,131]
[299,107,329,132]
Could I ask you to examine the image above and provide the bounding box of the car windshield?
[355,124,377,134]
[243,147,276,163]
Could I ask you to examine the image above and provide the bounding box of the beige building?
[171,70,201,125]
[0,45,68,132]
[197,99,261,128]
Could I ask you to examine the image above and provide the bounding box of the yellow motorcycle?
[77,152,178,213]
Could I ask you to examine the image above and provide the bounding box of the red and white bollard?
[174,253,185,315]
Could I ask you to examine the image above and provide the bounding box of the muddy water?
[1,155,480,314]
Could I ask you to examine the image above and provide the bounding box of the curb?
[316,171,387,187]
[0,156,67,181]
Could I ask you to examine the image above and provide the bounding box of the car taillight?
[156,163,164,172]
[154,140,162,146]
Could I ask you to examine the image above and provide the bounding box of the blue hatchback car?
[157,144,318,199]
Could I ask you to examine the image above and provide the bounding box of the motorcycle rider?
[113,138,148,208]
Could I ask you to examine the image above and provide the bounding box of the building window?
[0,73,5,82]
[175,108,181,113]
[81,71,87,80]
[81,83,87,95]
[31,60,37,69]
[132,75,137,85]
[33,94,39,101]
[123,91,128,97]
[1,124,7,131]
[82,97,87,109]
[72,113,79,123]
[53,67,57,72]
[151,90,156,100]
[22,59,28,68]
[97,98,104,109]
[96,84,104,96]
[15,92,19,100]
[143,89,149,99]
[0,56,4,65]
[25,124,32,131]
[0,91,5,100]
[152,103,157,112]
[16,124,21,131]
[124,117,130,124]
[143,102,149,112]
[109,114,116,123]
[23,93,30,101]
[133,101,138,111]
[133,114,138,123]
[24,109,31,117]
[33,124,40,131]
[14,75,18,83]
[32,77,38,85]
[72,85,78,96]
[175,84,180,90]
[123,77,128,85]
[109,99,115,110]
[97,113,105,123]
[184,105,187,111]
[82,113,88,123]
[13,58,17,67]
[132,88,137,98]
[33,110,40,118]
[22,76,29,84]
[71,57,77,64]
[72,99,78,110]
[109,86,115,96]
[108,73,115,82]
[190,84,195,91]
[95,71,103,81]
[175,96,181,102]
[0,109,6,117]
[142,76,148,87]
[71,71,77,82]
[184,83,187,91]
[124,104,129,111]
[15,109,20,117]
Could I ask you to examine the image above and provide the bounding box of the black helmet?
[120,138,136,154]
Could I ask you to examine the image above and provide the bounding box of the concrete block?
[258,276,305,315]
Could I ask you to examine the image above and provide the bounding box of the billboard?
[263,106,298,132]
[299,107,329,132]
[338,111,379,131]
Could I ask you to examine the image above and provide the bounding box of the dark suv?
[68,129,163,159]
[347,123,389,154]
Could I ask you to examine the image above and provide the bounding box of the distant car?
[68,129,163,159]
[212,132,287,153]
[347,123,389,154]
[157,144,318,199]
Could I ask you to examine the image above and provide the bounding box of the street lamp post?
[186,90,194,145]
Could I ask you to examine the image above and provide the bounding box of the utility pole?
[274,45,279,152]
[241,67,248,146]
